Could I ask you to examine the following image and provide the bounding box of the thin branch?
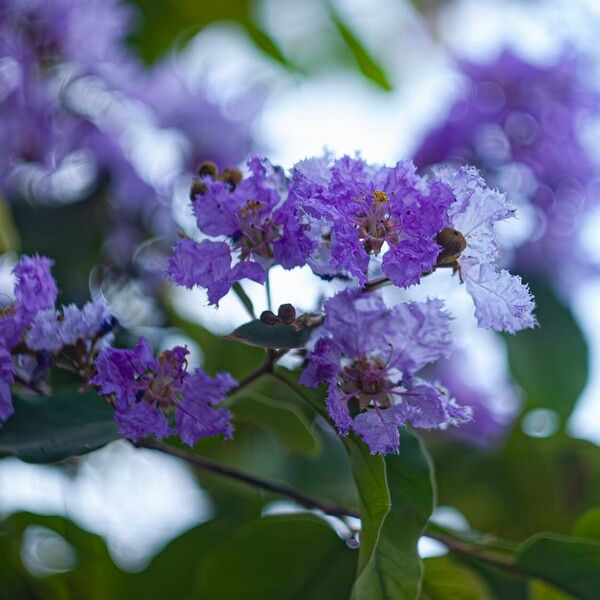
[230,349,287,395]
[137,438,357,519]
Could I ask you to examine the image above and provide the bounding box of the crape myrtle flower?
[0,255,57,421]
[413,49,600,280]
[300,288,471,454]
[289,155,454,286]
[26,297,115,352]
[434,166,536,333]
[91,338,236,444]
[166,156,313,305]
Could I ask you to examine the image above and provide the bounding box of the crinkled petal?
[461,258,536,333]
[387,299,453,374]
[26,309,63,351]
[326,385,353,436]
[13,255,58,323]
[115,401,171,441]
[176,369,236,446]
[300,338,340,387]
[353,405,412,455]
[0,345,15,422]
[60,297,112,346]
[382,238,439,288]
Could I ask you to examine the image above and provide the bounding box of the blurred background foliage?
[1,0,600,598]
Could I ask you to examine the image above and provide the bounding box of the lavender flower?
[91,338,235,444]
[167,156,312,305]
[300,288,471,454]
[413,49,600,280]
[26,297,114,351]
[435,166,536,333]
[290,155,453,286]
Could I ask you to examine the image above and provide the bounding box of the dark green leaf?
[504,280,588,423]
[517,534,600,600]
[196,514,357,598]
[231,392,321,456]
[232,281,256,319]
[573,507,600,540]
[328,6,393,91]
[421,556,492,599]
[166,304,263,378]
[224,317,320,349]
[346,429,435,599]
[0,388,119,463]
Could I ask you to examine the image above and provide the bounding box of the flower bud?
[197,160,219,179]
[435,227,467,266]
[220,167,243,190]
[260,310,281,326]
[277,303,296,325]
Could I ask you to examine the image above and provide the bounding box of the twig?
[230,349,286,394]
[136,438,357,519]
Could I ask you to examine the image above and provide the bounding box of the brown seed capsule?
[220,167,243,190]
[260,310,282,326]
[189,180,208,199]
[197,160,219,179]
[277,303,296,325]
[435,227,467,266]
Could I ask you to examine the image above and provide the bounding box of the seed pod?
[260,310,281,326]
[435,227,467,266]
[220,167,243,190]
[189,180,208,199]
[277,303,296,325]
[197,160,219,179]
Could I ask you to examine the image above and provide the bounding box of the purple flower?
[168,155,312,305]
[435,166,536,333]
[91,338,235,444]
[0,345,15,422]
[13,256,58,325]
[413,49,600,282]
[289,155,453,286]
[26,297,113,351]
[300,288,470,454]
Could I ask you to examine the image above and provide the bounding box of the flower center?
[340,356,394,409]
[234,200,282,260]
[353,191,400,254]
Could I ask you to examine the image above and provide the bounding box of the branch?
[230,349,286,394]
[136,438,356,519]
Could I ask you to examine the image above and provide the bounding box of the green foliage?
[224,318,320,349]
[195,514,357,598]
[0,388,118,463]
[421,556,492,599]
[504,281,588,424]
[345,430,434,599]
[327,4,393,91]
[517,534,600,599]
[573,507,600,540]
[231,391,321,456]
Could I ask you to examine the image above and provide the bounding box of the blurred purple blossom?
[414,49,600,281]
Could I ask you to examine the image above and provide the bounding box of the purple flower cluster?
[167,156,312,304]
[0,255,115,422]
[289,155,453,286]
[168,153,535,334]
[91,338,235,444]
[413,49,600,280]
[300,289,471,454]
[0,256,57,420]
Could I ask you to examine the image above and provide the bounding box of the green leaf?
[166,304,263,379]
[231,392,321,456]
[528,580,574,600]
[328,5,393,91]
[517,534,600,600]
[130,0,297,69]
[0,194,20,253]
[232,282,256,319]
[573,507,600,540]
[0,388,119,463]
[223,317,320,349]
[196,514,357,598]
[346,429,435,599]
[421,556,492,599]
[504,280,588,423]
